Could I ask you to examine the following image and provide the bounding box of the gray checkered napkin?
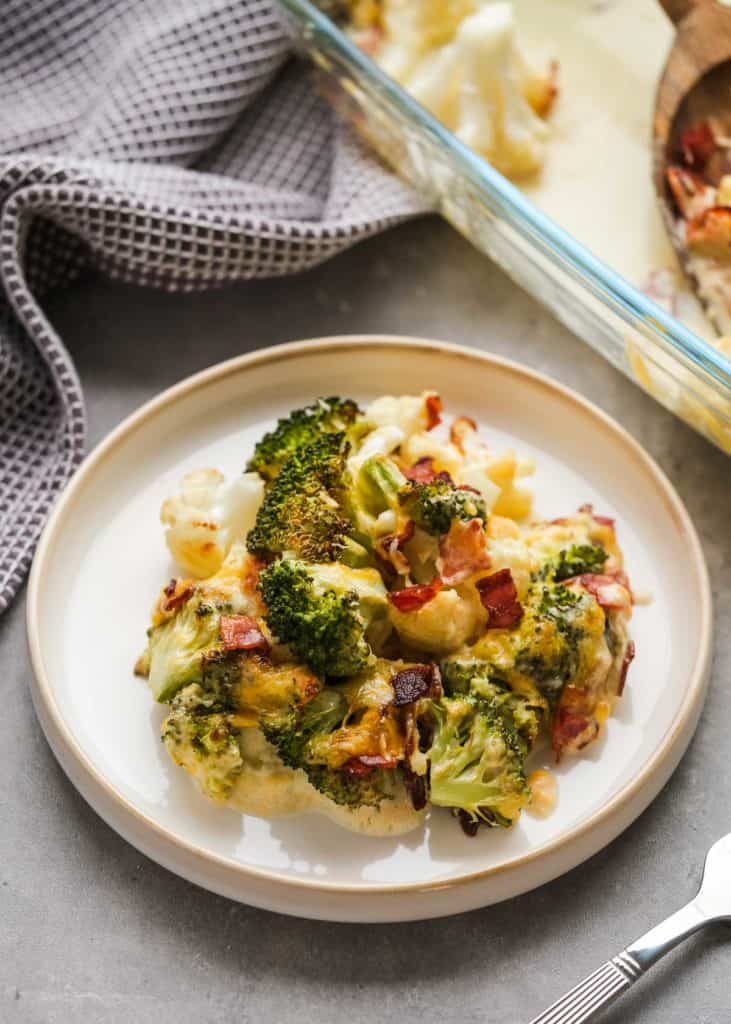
[0,0,427,613]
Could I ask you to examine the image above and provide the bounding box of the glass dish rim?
[281,0,731,394]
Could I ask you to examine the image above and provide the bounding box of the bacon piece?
[618,640,635,696]
[680,120,716,168]
[161,578,193,612]
[457,809,481,837]
[437,518,491,585]
[666,165,717,220]
[476,568,524,629]
[425,393,443,430]
[391,664,438,706]
[220,615,270,653]
[403,457,453,485]
[342,754,398,776]
[687,206,731,260]
[450,415,477,453]
[403,457,436,483]
[552,709,597,758]
[401,764,428,811]
[374,519,414,575]
[574,573,631,609]
[389,578,442,613]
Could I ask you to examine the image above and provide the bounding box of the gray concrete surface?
[1,217,729,1024]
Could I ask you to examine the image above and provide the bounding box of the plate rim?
[26,334,713,901]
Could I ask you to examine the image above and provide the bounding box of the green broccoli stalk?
[355,456,407,515]
[258,558,388,677]
[247,397,361,482]
[246,432,352,562]
[399,479,486,536]
[424,694,532,828]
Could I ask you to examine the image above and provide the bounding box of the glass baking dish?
[279,0,731,454]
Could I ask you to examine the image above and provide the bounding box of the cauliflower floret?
[374,1,555,178]
[161,468,264,578]
[389,586,486,655]
[376,0,477,80]
[363,391,440,440]
[400,431,464,478]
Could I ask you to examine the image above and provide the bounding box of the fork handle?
[528,901,708,1023]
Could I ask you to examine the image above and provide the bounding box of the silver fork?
[529,832,731,1024]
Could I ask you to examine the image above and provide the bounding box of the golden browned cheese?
[308,661,408,768]
[237,655,321,720]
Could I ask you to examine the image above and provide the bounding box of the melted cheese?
[227,728,423,836]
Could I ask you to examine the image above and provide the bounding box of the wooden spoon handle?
[658,0,710,25]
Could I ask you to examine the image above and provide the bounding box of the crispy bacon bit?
[686,206,731,260]
[437,518,491,585]
[450,415,477,452]
[220,615,270,653]
[680,120,716,168]
[374,520,414,575]
[342,754,398,776]
[401,764,428,812]
[574,573,631,609]
[403,457,453,485]
[403,457,435,483]
[552,710,596,758]
[391,664,438,706]
[425,393,443,430]
[666,165,717,220]
[618,640,635,696]
[161,579,193,612]
[454,811,483,835]
[389,578,442,613]
[476,569,524,629]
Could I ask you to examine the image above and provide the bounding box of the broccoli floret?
[262,688,348,769]
[514,583,586,706]
[544,543,607,582]
[145,594,227,703]
[259,559,387,677]
[246,432,352,562]
[424,694,532,828]
[440,657,545,751]
[247,397,360,482]
[399,479,486,535]
[262,687,398,809]
[161,684,244,800]
[198,650,244,710]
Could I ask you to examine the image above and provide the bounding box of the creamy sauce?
[228,727,424,836]
[513,0,711,338]
[527,769,558,818]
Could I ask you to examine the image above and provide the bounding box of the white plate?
[27,337,712,922]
